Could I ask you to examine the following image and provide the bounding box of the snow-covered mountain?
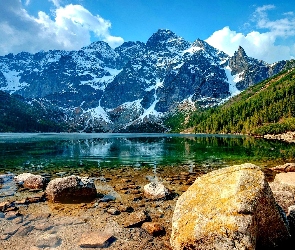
[0,29,288,132]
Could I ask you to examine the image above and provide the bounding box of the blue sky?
[0,0,295,63]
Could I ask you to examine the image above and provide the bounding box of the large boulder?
[170,163,291,250]
[45,175,97,203]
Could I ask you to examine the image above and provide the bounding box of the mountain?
[0,90,66,132]
[0,29,289,132]
[180,64,295,135]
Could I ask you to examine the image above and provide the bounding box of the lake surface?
[0,133,295,174]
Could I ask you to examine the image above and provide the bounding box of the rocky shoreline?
[0,163,295,249]
[0,165,203,250]
[264,131,295,143]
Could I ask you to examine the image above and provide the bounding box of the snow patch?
[80,68,122,90]
[224,66,241,97]
[183,46,202,55]
[145,78,163,91]
[1,70,28,93]
[138,93,161,120]
[86,105,112,123]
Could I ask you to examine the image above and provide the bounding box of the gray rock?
[35,234,62,248]
[143,182,170,200]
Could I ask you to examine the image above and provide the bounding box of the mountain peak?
[81,41,112,51]
[146,29,179,46]
[235,46,247,58]
[146,29,190,52]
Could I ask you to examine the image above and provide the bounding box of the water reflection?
[0,133,295,173]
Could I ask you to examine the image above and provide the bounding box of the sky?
[0,0,295,63]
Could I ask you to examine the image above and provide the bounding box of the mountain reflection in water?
[0,133,294,173]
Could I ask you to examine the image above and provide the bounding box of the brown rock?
[0,201,11,212]
[118,205,134,213]
[141,222,165,236]
[107,208,120,215]
[272,163,295,172]
[123,211,150,228]
[171,164,291,250]
[14,198,29,205]
[45,175,97,203]
[78,232,114,248]
[24,175,45,189]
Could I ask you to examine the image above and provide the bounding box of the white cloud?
[49,0,61,7]
[206,5,295,63]
[0,0,123,56]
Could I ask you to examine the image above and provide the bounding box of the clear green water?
[0,133,294,174]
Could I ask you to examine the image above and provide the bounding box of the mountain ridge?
[0,29,289,132]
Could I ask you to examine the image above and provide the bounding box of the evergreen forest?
[166,64,295,136]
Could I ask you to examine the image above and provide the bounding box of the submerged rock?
[45,175,97,203]
[78,232,114,248]
[14,173,34,184]
[123,211,150,228]
[170,163,291,250]
[141,222,165,236]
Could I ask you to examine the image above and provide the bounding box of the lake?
[0,133,295,175]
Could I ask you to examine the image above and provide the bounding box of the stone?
[123,211,150,228]
[107,208,120,215]
[143,182,170,200]
[273,172,295,187]
[99,194,116,202]
[45,175,97,203]
[78,232,114,248]
[272,190,295,213]
[141,222,165,236]
[0,201,11,212]
[171,164,291,250]
[34,222,54,231]
[24,175,45,189]
[13,216,24,224]
[272,163,295,172]
[35,234,62,248]
[14,173,35,184]
[15,225,34,236]
[5,211,21,220]
[118,205,134,213]
[2,224,21,236]
[14,198,29,205]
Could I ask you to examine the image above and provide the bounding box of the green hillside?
[0,91,66,132]
[166,62,295,135]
